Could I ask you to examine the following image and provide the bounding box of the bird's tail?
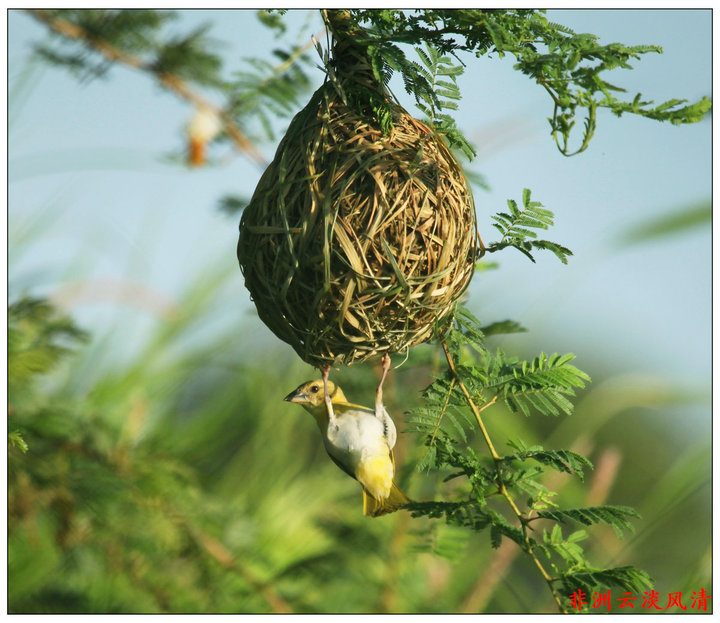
[363,482,411,517]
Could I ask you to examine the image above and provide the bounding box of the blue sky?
[8,10,711,405]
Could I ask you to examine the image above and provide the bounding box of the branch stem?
[24,9,267,167]
[441,342,501,460]
[441,341,567,613]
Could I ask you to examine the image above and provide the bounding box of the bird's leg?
[321,365,336,425]
[375,353,391,417]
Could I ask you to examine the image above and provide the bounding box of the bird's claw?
[321,365,336,424]
[375,353,391,414]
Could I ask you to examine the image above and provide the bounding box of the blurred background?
[8,9,711,613]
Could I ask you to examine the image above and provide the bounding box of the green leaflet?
[504,441,594,481]
[487,189,573,264]
[28,9,710,166]
[559,566,654,599]
[338,10,710,156]
[537,505,640,538]
[407,305,650,610]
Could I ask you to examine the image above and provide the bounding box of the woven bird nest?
[238,44,477,366]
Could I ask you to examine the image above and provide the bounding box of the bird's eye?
[310,385,319,393]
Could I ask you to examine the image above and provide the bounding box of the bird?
[186,105,221,167]
[283,354,410,517]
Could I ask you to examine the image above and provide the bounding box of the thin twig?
[441,342,500,460]
[24,9,267,167]
[191,527,294,614]
[441,341,567,613]
[459,536,517,613]
[462,435,594,613]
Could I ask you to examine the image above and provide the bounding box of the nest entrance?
[238,82,477,366]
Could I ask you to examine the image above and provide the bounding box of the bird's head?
[284,379,348,411]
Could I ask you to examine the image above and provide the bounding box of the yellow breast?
[355,452,394,500]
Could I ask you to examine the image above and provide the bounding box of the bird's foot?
[321,365,336,424]
[375,353,391,415]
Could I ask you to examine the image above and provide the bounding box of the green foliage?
[8,301,247,613]
[503,441,593,481]
[217,194,248,216]
[228,45,314,141]
[7,293,352,614]
[537,505,640,538]
[26,9,709,162]
[559,566,654,602]
[486,188,573,264]
[539,525,653,608]
[149,25,223,87]
[620,200,711,246]
[341,9,711,155]
[411,43,475,158]
[32,10,194,80]
[6,287,707,613]
[26,9,315,158]
[478,319,526,337]
[8,297,88,456]
[8,430,29,453]
[407,308,652,612]
[495,351,589,417]
[14,8,711,615]
[256,9,287,35]
[411,523,470,562]
[8,297,88,398]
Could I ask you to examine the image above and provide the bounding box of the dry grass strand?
[238,82,477,366]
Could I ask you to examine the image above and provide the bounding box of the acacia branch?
[441,341,568,613]
[25,9,267,167]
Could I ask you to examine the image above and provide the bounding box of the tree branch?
[191,527,294,614]
[441,341,568,613]
[24,9,267,168]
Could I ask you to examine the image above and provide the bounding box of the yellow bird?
[284,356,409,517]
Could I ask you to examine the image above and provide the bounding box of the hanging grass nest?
[237,27,478,367]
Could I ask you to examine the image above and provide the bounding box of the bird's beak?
[284,389,307,403]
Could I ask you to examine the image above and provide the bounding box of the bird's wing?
[375,404,397,450]
[335,401,397,449]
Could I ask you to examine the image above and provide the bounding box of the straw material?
[237,81,477,366]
